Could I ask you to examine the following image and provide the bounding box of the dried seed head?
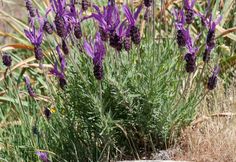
[44,107,51,120]
[144,0,152,8]
[54,14,67,38]
[62,40,69,55]
[185,62,196,73]
[24,77,35,97]
[82,0,89,11]
[110,32,123,51]
[43,21,53,34]
[74,23,82,39]
[32,126,39,135]
[59,77,67,89]
[34,46,43,60]
[93,63,103,80]
[130,26,141,45]
[185,9,194,24]
[206,29,215,48]
[177,30,187,47]
[25,0,36,17]
[2,54,12,67]
[124,37,132,52]
[99,27,109,42]
[108,0,115,6]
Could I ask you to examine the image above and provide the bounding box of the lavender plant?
[0,0,230,161]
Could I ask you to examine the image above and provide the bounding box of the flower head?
[50,0,71,37]
[203,45,214,62]
[69,0,83,39]
[25,0,36,17]
[50,62,67,89]
[24,13,44,47]
[2,54,12,67]
[144,0,152,8]
[24,76,36,97]
[91,3,120,39]
[109,20,128,51]
[205,14,222,48]
[123,4,142,45]
[24,11,44,60]
[173,9,189,47]
[207,65,220,90]
[184,29,198,73]
[36,151,50,162]
[42,8,54,34]
[84,33,106,80]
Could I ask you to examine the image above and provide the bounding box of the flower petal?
[84,40,94,58]
[134,4,143,21]
[122,5,135,25]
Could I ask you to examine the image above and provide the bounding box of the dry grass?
[172,78,236,162]
[174,118,236,162]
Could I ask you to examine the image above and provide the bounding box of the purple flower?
[124,36,132,52]
[123,4,142,44]
[70,0,83,39]
[56,45,66,71]
[144,0,152,8]
[50,62,67,89]
[109,20,128,51]
[42,8,54,34]
[197,0,211,27]
[84,33,106,80]
[24,12,44,60]
[109,32,122,50]
[74,23,82,39]
[202,45,213,62]
[173,9,188,47]
[2,54,12,67]
[108,0,115,7]
[205,14,222,48]
[184,53,196,73]
[24,76,36,97]
[36,151,50,162]
[207,65,220,90]
[184,29,198,73]
[183,0,196,24]
[25,0,36,17]
[50,0,70,38]
[91,3,120,41]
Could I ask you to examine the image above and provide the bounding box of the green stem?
[172,73,191,110]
